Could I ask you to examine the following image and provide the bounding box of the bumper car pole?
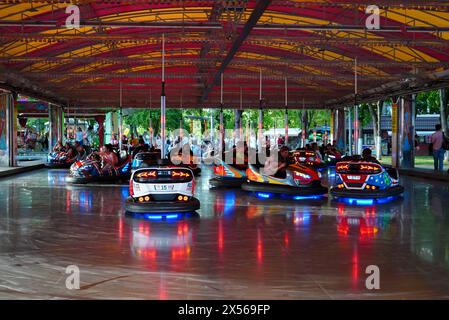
[160,33,166,160]
[284,77,288,147]
[220,73,224,156]
[119,82,123,152]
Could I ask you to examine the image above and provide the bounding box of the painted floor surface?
[0,168,449,299]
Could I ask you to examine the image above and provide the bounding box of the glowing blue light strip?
[256,192,272,199]
[376,196,397,204]
[256,192,324,201]
[347,198,374,206]
[336,196,398,206]
[293,195,323,200]
[143,214,182,220]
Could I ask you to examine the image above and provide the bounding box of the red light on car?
[293,171,312,181]
[337,164,350,171]
[137,171,157,178]
[172,171,190,178]
[360,164,380,172]
[129,181,134,196]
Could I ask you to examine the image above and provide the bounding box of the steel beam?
[201,0,272,102]
[0,20,223,29]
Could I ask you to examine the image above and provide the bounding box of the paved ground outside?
[381,156,449,171]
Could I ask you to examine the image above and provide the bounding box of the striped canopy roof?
[1,0,449,111]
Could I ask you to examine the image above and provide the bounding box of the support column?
[354,105,360,155]
[219,106,224,153]
[257,107,263,149]
[160,34,166,159]
[301,110,308,147]
[57,107,63,144]
[105,111,117,144]
[284,77,288,147]
[376,101,382,160]
[0,93,17,167]
[0,93,8,166]
[95,115,105,147]
[401,95,415,168]
[347,107,352,155]
[284,109,288,147]
[161,88,166,158]
[209,112,213,143]
[48,103,60,152]
[149,115,154,148]
[330,109,335,144]
[391,97,401,168]
[335,108,346,152]
[8,93,17,166]
[234,109,242,143]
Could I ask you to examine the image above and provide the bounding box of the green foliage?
[359,103,373,128]
[308,110,331,128]
[416,90,440,114]
[124,109,187,134]
[25,118,47,134]
[122,108,334,134]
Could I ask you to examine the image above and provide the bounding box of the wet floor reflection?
[0,168,449,298]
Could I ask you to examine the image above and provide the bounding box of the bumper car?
[323,151,342,166]
[125,166,200,214]
[45,152,75,168]
[242,163,327,198]
[209,159,247,189]
[66,153,132,184]
[291,150,327,170]
[131,151,161,171]
[169,153,201,176]
[330,161,404,200]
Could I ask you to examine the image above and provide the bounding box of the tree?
[439,88,449,136]
[416,90,440,115]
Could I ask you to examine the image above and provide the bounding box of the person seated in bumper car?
[361,148,380,165]
[311,142,323,161]
[229,141,249,168]
[53,140,64,153]
[75,142,88,161]
[132,137,149,157]
[264,146,290,179]
[98,144,119,173]
[65,142,77,160]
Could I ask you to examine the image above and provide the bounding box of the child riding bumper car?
[242,146,327,197]
[291,150,327,170]
[46,151,75,168]
[66,146,131,184]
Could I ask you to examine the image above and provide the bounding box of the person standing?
[430,124,445,171]
[85,125,94,147]
[110,134,118,146]
[75,127,84,146]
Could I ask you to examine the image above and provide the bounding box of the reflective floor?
[1,167,449,299]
